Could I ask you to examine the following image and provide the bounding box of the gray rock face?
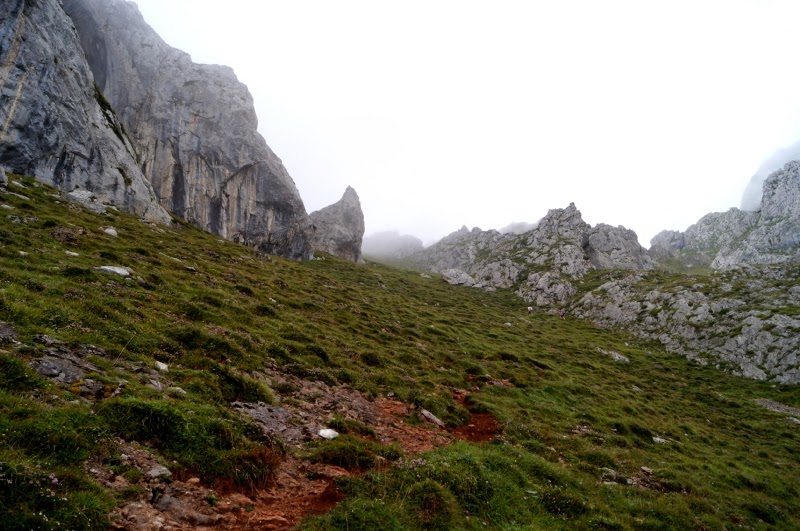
[411,203,652,306]
[61,0,314,259]
[648,230,684,260]
[583,223,655,270]
[0,0,169,222]
[573,265,800,383]
[650,162,800,269]
[309,186,365,262]
[741,140,800,211]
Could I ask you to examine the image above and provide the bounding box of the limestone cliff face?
[410,203,653,305]
[649,162,800,269]
[0,0,168,222]
[309,186,365,263]
[62,0,314,259]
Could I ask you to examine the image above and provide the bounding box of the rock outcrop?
[411,203,653,304]
[572,265,800,384]
[309,186,365,263]
[649,162,800,269]
[0,0,169,222]
[61,0,314,259]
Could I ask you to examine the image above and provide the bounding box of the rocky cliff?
[410,203,654,304]
[61,0,314,259]
[649,162,800,269]
[0,0,168,222]
[309,186,365,263]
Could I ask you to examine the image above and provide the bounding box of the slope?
[0,173,799,530]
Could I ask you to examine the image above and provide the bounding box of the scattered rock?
[104,227,118,237]
[65,251,79,257]
[154,361,168,372]
[420,409,446,428]
[145,465,172,480]
[755,398,800,417]
[96,266,130,276]
[0,322,17,342]
[440,269,477,287]
[318,429,339,440]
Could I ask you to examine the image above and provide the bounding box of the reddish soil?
[106,374,505,530]
[450,388,503,443]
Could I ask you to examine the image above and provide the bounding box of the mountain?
[404,172,799,383]
[0,0,169,223]
[410,203,654,304]
[1,174,798,529]
[649,161,800,269]
[1,0,320,259]
[61,0,315,259]
[741,139,800,211]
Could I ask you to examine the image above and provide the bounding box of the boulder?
[62,0,315,259]
[309,186,365,262]
[0,0,169,222]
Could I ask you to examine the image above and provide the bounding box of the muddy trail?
[107,369,504,530]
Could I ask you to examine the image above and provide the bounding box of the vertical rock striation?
[0,0,169,222]
[62,0,314,259]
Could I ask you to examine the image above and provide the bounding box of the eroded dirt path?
[107,368,504,530]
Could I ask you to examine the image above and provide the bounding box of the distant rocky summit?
[649,161,800,269]
[61,0,314,259]
[0,0,168,222]
[309,187,365,263]
[410,203,653,305]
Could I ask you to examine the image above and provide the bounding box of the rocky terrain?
[410,203,654,305]
[310,186,365,263]
[649,162,800,269]
[572,265,800,383]
[61,0,315,259]
[0,0,168,223]
[407,174,800,383]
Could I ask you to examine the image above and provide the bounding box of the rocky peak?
[649,160,800,269]
[309,186,365,263]
[411,202,652,305]
[61,0,314,259]
[0,0,169,222]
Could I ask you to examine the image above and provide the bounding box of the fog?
[131,1,800,249]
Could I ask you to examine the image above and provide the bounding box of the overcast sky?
[131,0,800,247]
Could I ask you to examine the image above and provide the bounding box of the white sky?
[130,0,800,247]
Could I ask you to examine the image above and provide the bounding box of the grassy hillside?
[1,174,799,530]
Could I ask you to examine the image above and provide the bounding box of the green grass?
[0,175,799,528]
